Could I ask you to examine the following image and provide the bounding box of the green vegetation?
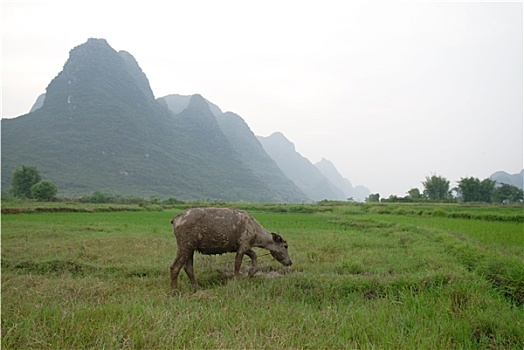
[8,165,58,201]
[383,174,523,204]
[367,193,380,202]
[9,165,41,198]
[423,174,452,201]
[2,201,523,348]
[493,183,524,203]
[456,176,523,204]
[457,177,496,203]
[30,181,58,201]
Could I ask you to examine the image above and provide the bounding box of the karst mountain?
[2,38,366,202]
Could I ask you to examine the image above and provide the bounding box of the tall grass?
[2,203,523,348]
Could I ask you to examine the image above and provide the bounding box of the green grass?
[2,202,523,348]
[373,215,523,250]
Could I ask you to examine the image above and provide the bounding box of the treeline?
[368,174,523,204]
[77,191,183,205]
[6,165,523,205]
[2,165,182,205]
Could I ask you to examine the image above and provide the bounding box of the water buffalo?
[170,207,292,291]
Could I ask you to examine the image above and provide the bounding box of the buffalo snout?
[270,250,292,266]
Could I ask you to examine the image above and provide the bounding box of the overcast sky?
[2,0,523,196]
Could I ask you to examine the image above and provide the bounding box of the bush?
[89,191,110,203]
[30,181,58,201]
[162,197,183,205]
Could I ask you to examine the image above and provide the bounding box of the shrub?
[89,191,110,203]
[30,181,58,201]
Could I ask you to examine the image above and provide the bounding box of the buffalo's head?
[269,232,292,266]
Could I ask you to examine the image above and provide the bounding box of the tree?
[457,177,496,203]
[366,193,380,203]
[492,183,524,203]
[457,177,481,202]
[407,188,422,200]
[31,181,58,201]
[479,178,496,202]
[10,165,41,198]
[422,174,451,201]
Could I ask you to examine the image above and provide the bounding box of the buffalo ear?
[271,232,283,243]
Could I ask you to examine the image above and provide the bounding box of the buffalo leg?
[234,251,245,277]
[170,252,187,291]
[183,251,199,291]
[245,249,258,277]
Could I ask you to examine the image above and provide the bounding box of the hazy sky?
[2,1,523,196]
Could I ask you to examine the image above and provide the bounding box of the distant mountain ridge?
[490,170,524,189]
[2,38,367,202]
[315,158,370,202]
[30,93,46,112]
[156,95,309,202]
[159,94,223,117]
[214,112,310,202]
[258,132,347,201]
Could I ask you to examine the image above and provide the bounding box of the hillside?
[215,112,310,202]
[258,132,346,201]
[1,38,275,201]
[158,96,310,202]
[168,94,274,201]
[315,158,370,202]
[3,38,174,197]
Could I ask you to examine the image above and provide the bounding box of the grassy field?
[2,201,523,348]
